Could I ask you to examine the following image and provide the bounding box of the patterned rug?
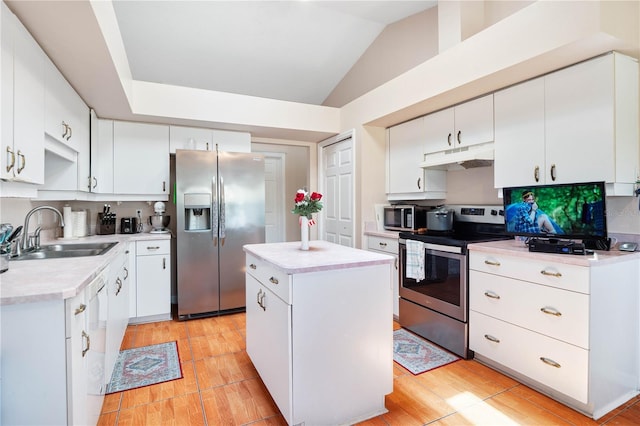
[106,341,182,394]
[393,328,459,375]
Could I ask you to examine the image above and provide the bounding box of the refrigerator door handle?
[220,175,226,245]
[212,175,218,246]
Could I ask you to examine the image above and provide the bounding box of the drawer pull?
[484,260,501,267]
[540,357,561,368]
[82,331,90,357]
[484,334,500,343]
[269,277,279,285]
[378,242,387,248]
[484,291,501,300]
[75,303,86,315]
[147,246,160,251]
[249,263,257,270]
[540,307,562,317]
[540,270,562,278]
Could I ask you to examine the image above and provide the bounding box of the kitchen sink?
[12,242,118,261]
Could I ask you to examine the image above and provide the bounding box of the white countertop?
[468,239,640,266]
[0,233,171,305]
[243,240,394,274]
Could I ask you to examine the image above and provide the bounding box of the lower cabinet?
[1,269,108,425]
[366,234,399,318]
[105,248,129,383]
[134,239,171,321]
[245,252,392,425]
[469,248,639,419]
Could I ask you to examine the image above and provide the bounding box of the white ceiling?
[113,0,437,106]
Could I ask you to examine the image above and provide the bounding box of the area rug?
[106,341,182,394]
[393,329,459,375]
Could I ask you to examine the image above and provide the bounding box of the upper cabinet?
[387,117,446,201]
[169,125,251,153]
[1,2,45,185]
[495,52,639,195]
[424,94,494,154]
[89,111,114,194]
[113,121,170,196]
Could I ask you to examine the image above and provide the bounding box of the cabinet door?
[545,55,614,184]
[136,254,171,317]
[494,77,545,187]
[105,254,129,382]
[423,108,453,154]
[454,94,494,148]
[388,117,425,194]
[1,3,14,181]
[67,289,88,426]
[127,242,137,318]
[169,125,213,153]
[245,275,292,423]
[10,13,44,184]
[113,121,169,195]
[90,114,114,193]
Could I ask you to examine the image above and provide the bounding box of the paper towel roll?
[72,211,87,237]
[63,206,73,239]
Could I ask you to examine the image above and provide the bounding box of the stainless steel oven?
[397,205,509,359]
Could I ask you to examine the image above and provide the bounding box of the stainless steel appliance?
[398,205,509,359]
[120,217,139,234]
[383,204,429,231]
[426,206,454,231]
[176,149,265,320]
[149,202,171,233]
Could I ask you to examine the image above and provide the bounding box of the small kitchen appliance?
[383,204,429,232]
[149,201,170,233]
[120,217,139,234]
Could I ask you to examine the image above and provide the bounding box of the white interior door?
[264,153,285,243]
[320,135,354,247]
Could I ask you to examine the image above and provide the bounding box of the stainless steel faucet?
[21,206,65,251]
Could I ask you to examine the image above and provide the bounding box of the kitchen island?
[243,240,394,425]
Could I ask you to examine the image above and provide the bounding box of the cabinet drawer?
[246,254,291,304]
[469,251,589,294]
[470,271,589,348]
[136,240,170,256]
[367,236,398,255]
[470,311,588,403]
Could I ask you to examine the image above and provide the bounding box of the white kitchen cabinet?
[1,269,108,425]
[468,245,639,419]
[367,234,399,318]
[245,242,392,425]
[113,121,170,195]
[169,125,251,153]
[387,117,446,201]
[89,111,114,194]
[134,239,171,321]
[0,2,44,185]
[494,53,639,194]
[127,241,138,319]
[105,249,129,383]
[423,94,494,154]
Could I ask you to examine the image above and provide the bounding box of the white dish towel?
[405,240,425,282]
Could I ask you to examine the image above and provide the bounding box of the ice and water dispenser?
[184,193,211,231]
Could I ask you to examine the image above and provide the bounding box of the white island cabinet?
[244,241,394,426]
[468,240,640,420]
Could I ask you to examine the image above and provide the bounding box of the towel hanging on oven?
[405,240,425,282]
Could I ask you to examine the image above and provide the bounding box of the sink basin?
[12,242,118,261]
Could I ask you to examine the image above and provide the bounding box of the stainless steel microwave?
[383,205,428,231]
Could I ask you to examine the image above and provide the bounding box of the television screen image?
[502,181,607,240]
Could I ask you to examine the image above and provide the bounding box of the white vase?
[300,216,309,250]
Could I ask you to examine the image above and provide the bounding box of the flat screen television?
[503,181,607,241]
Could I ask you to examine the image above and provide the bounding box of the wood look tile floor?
[98,314,640,426]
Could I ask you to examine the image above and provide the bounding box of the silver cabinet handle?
[484,259,501,266]
[416,177,421,190]
[456,130,462,144]
[260,291,266,310]
[162,257,166,269]
[484,334,500,343]
[540,307,562,317]
[62,121,69,140]
[447,133,452,146]
[540,270,562,278]
[123,267,129,280]
[92,176,97,189]
[17,150,25,173]
[550,164,557,181]
[257,288,262,306]
[6,146,15,173]
[67,124,72,141]
[75,303,86,315]
[540,357,561,368]
[484,291,500,300]
[378,242,387,248]
[147,246,160,250]
[534,166,540,182]
[249,263,257,270]
[269,277,279,285]
[82,330,90,357]
[115,277,122,296]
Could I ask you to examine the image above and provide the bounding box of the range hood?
[420,142,494,171]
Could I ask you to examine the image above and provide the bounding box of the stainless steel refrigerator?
[176,149,265,319]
